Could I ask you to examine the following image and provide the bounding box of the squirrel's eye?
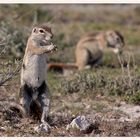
[39,30,44,33]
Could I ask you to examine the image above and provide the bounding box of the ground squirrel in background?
[47,30,124,73]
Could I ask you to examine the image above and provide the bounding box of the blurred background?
[0,4,140,64]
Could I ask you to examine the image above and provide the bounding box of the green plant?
[0,21,28,59]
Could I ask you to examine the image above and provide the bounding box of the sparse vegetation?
[56,69,140,104]
[0,21,28,59]
[1,4,140,136]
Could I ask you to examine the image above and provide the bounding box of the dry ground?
[1,73,140,137]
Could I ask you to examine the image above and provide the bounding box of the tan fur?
[75,30,125,70]
[21,25,56,87]
[19,25,57,128]
[47,30,124,72]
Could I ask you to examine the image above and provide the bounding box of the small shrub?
[127,91,140,105]
[59,71,107,94]
[0,21,28,59]
[57,70,140,104]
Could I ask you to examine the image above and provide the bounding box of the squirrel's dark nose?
[116,37,120,42]
[51,34,53,39]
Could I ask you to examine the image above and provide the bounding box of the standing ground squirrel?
[19,24,57,132]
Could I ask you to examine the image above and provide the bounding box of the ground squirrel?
[19,25,57,132]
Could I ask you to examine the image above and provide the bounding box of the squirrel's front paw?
[48,43,57,52]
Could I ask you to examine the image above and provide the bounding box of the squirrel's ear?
[32,27,37,33]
